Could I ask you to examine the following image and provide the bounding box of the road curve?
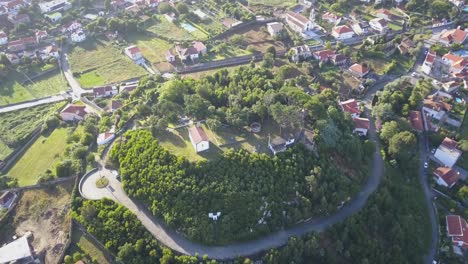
[80,105,384,260]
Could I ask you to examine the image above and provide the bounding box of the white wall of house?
[0,37,7,45]
[191,140,209,153]
[353,127,368,136]
[60,112,84,121]
[332,31,354,40]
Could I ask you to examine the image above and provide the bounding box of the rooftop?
[0,236,33,263]
[188,126,209,144]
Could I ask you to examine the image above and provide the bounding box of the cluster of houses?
[446,214,468,256]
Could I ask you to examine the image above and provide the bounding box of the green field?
[0,70,68,106]
[66,227,111,264]
[457,112,468,169]
[7,127,69,186]
[147,16,208,41]
[126,33,173,64]
[248,0,296,7]
[69,40,147,88]
[0,102,66,159]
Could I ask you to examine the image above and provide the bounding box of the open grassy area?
[0,70,68,106]
[248,0,296,8]
[0,102,66,159]
[0,181,73,264]
[147,16,208,41]
[69,39,147,88]
[126,33,172,64]
[66,227,111,264]
[7,127,69,186]
[457,112,468,169]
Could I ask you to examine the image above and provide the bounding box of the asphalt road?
[0,95,68,113]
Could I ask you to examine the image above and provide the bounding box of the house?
[446,215,468,255]
[93,85,118,98]
[375,9,393,20]
[286,11,313,33]
[97,132,115,145]
[299,0,313,7]
[0,191,17,209]
[330,54,347,66]
[45,12,62,22]
[3,0,24,14]
[398,37,415,55]
[442,81,460,93]
[0,236,36,264]
[64,21,82,32]
[164,12,176,23]
[340,99,361,118]
[193,41,207,54]
[290,45,312,62]
[71,29,86,42]
[268,136,295,155]
[42,45,60,59]
[423,94,452,120]
[5,53,20,64]
[369,18,388,33]
[175,44,199,61]
[166,50,175,62]
[39,0,71,13]
[266,22,284,37]
[0,31,7,45]
[331,25,354,40]
[124,45,144,64]
[353,117,370,136]
[439,27,468,46]
[433,167,461,188]
[434,137,462,168]
[35,30,48,42]
[8,13,30,25]
[313,49,335,62]
[422,50,436,75]
[442,53,468,74]
[7,36,36,52]
[351,21,370,35]
[408,110,424,132]
[349,63,369,77]
[60,104,87,121]
[188,125,209,153]
[108,100,122,112]
[120,83,137,93]
[322,12,341,24]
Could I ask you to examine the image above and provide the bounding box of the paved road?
[61,52,88,98]
[79,97,384,260]
[0,95,68,113]
[419,134,439,264]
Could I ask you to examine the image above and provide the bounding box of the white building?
[351,21,370,35]
[433,167,461,188]
[125,45,144,64]
[286,11,313,33]
[60,104,87,121]
[0,236,36,264]
[39,0,71,13]
[0,31,7,45]
[71,29,86,42]
[97,132,115,145]
[369,18,388,33]
[267,22,283,37]
[93,85,118,98]
[188,126,209,153]
[422,50,436,75]
[290,45,312,62]
[442,81,460,93]
[331,25,354,40]
[268,136,295,155]
[353,117,370,136]
[434,137,462,168]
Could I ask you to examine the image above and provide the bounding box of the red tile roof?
[434,167,460,187]
[446,215,468,249]
[441,137,458,150]
[340,99,360,115]
[425,50,436,64]
[0,31,6,38]
[333,25,353,34]
[188,126,208,144]
[353,117,370,130]
[441,28,467,44]
[349,63,369,75]
[109,100,122,110]
[61,104,87,118]
[192,41,206,53]
[313,49,335,61]
[409,111,424,132]
[93,86,115,96]
[126,45,140,55]
[376,8,393,17]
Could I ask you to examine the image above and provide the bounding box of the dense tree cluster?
[109,128,371,244]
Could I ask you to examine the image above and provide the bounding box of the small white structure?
[166,50,175,62]
[0,191,17,209]
[422,50,436,75]
[268,136,295,155]
[39,0,71,13]
[290,45,312,62]
[369,18,388,33]
[0,236,35,263]
[434,137,462,168]
[71,29,86,42]
[194,9,208,20]
[331,25,354,40]
[188,126,209,153]
[442,81,460,93]
[45,12,62,22]
[60,104,87,121]
[266,22,283,37]
[125,45,144,64]
[433,167,461,188]
[97,132,115,145]
[0,31,8,45]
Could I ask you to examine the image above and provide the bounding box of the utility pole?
[208,212,221,243]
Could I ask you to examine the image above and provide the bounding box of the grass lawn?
[67,227,111,264]
[0,70,68,106]
[457,112,468,169]
[147,16,208,41]
[0,102,66,159]
[126,33,172,64]
[248,0,296,8]
[69,39,147,87]
[7,127,69,186]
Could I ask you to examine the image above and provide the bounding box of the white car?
[424,162,429,169]
[411,72,418,77]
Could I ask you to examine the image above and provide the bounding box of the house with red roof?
[7,36,36,52]
[192,41,207,54]
[330,54,347,66]
[124,45,144,64]
[331,25,354,40]
[3,0,24,14]
[312,49,336,63]
[0,31,7,45]
[188,125,209,153]
[97,132,115,145]
[439,27,468,46]
[339,99,361,118]
[60,104,87,121]
[8,13,30,25]
[322,12,341,24]
[108,100,122,112]
[422,50,436,75]
[433,167,461,188]
[35,30,48,42]
[442,53,468,74]
[434,137,462,168]
[423,93,452,120]
[442,80,460,93]
[409,110,424,132]
[93,85,118,98]
[349,63,369,77]
[375,9,393,21]
[446,215,468,255]
[352,117,370,136]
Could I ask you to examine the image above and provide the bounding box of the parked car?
[424,162,428,169]
[411,72,418,77]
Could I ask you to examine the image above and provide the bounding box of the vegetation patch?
[95,177,109,188]
[125,33,173,64]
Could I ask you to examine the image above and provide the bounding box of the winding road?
[79,92,386,260]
